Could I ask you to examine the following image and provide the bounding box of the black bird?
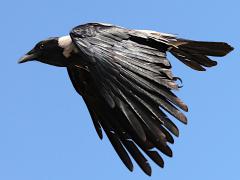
[19,22,233,176]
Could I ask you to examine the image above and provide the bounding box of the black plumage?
[19,22,233,176]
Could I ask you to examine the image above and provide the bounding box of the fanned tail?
[170,39,234,71]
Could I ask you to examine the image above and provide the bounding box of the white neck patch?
[58,35,77,58]
[58,35,72,48]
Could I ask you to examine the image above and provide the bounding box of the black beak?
[18,50,39,64]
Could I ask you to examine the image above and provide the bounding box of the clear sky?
[0,0,239,179]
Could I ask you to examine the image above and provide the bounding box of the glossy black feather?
[66,23,233,175]
[69,23,185,174]
[101,120,134,172]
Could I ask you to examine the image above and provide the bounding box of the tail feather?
[170,39,234,71]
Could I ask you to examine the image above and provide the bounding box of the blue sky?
[0,0,239,179]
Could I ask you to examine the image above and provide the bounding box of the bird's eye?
[39,44,44,49]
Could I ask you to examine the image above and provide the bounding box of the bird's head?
[18,36,73,67]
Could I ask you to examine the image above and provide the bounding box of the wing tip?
[127,163,134,172]
[143,162,152,176]
[179,113,188,124]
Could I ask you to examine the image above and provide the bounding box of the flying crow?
[19,22,233,176]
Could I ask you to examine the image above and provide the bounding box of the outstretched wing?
[68,23,188,175]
